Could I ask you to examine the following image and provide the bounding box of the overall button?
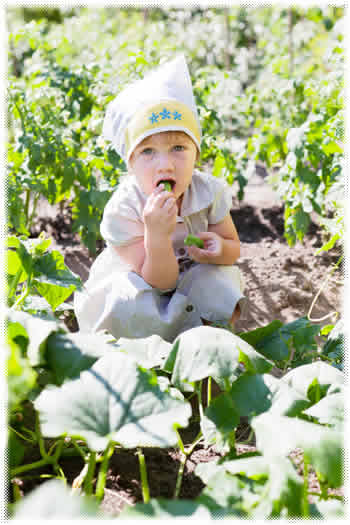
[186,304,194,312]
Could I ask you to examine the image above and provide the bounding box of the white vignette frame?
[0,0,349,524]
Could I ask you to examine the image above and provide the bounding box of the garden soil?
[27,166,343,515]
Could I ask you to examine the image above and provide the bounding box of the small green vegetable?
[184,234,204,249]
[160,181,173,192]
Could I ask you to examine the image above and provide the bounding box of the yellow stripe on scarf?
[125,100,201,161]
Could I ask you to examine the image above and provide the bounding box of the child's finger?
[163,197,176,212]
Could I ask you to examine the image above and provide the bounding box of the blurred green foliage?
[6,6,344,252]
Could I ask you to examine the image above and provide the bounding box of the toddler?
[74,55,247,342]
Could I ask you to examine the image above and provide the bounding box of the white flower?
[286,122,309,151]
[285,152,297,170]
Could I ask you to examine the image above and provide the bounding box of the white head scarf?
[102,55,201,163]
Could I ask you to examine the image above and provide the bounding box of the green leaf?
[281,361,344,400]
[213,152,226,178]
[252,413,343,488]
[322,319,344,365]
[119,498,215,519]
[196,455,304,517]
[8,429,26,468]
[313,499,345,518]
[34,280,76,311]
[116,334,172,369]
[162,339,179,374]
[45,331,119,385]
[7,310,63,366]
[321,141,342,155]
[238,320,283,347]
[33,250,81,287]
[6,341,37,411]
[33,250,82,310]
[13,479,101,519]
[303,393,344,428]
[201,392,240,448]
[197,470,248,515]
[15,240,33,276]
[294,206,311,242]
[254,330,290,362]
[35,352,191,451]
[167,327,273,392]
[229,373,310,419]
[249,317,321,365]
[6,250,27,282]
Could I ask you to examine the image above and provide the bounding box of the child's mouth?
[157,179,176,191]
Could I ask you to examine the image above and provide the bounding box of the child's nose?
[156,152,174,172]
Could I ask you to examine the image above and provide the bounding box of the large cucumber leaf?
[281,361,344,400]
[240,317,320,364]
[35,352,191,451]
[304,392,344,428]
[196,455,304,518]
[7,309,64,366]
[119,498,219,519]
[13,479,101,519]
[164,326,273,391]
[33,250,82,311]
[229,373,310,419]
[116,334,172,369]
[252,413,343,488]
[45,331,119,385]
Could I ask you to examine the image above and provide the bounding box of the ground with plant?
[6,7,344,519]
[20,163,342,517]
[35,165,342,336]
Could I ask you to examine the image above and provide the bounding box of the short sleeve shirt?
[100,170,232,269]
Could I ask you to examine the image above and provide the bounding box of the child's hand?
[186,231,224,263]
[143,185,177,237]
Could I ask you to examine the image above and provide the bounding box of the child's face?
[129,131,198,199]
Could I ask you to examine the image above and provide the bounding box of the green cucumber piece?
[159,181,172,192]
[184,234,204,249]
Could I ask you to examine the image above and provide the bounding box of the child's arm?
[186,213,240,265]
[113,186,179,289]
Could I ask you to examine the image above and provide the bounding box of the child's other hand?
[143,184,177,237]
[186,232,223,263]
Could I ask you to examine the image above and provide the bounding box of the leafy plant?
[6,233,81,312]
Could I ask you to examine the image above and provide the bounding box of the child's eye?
[141,147,154,155]
[173,145,185,152]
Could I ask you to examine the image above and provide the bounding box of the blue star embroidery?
[149,112,159,124]
[160,108,172,120]
[173,111,182,120]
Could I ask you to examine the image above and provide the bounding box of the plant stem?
[12,481,23,502]
[137,448,150,504]
[35,413,49,460]
[174,451,186,499]
[83,452,97,496]
[95,441,114,503]
[10,458,51,477]
[308,491,343,501]
[8,426,35,444]
[12,273,32,310]
[70,438,89,459]
[173,429,203,499]
[52,438,64,464]
[28,192,40,231]
[302,455,310,517]
[308,255,342,323]
[7,268,23,305]
[24,189,31,226]
[207,376,212,407]
[197,379,204,419]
